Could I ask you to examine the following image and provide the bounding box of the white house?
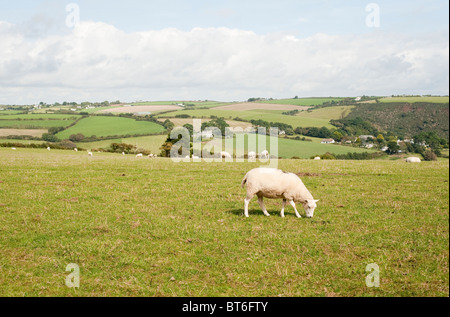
[321,138,335,144]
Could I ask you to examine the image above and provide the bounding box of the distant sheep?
[260,150,269,159]
[314,156,321,160]
[11,147,16,150]
[47,147,51,151]
[136,153,143,157]
[88,152,93,156]
[74,148,78,152]
[405,157,421,163]
[148,154,154,158]
[220,151,232,159]
[192,155,200,159]
[248,151,256,160]
[241,168,318,218]
[122,152,125,155]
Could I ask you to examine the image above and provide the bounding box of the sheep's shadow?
[227,209,300,218]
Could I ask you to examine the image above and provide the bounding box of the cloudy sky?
[0,0,448,104]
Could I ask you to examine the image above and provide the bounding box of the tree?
[69,133,85,142]
[386,140,400,154]
[333,131,343,142]
[42,133,59,142]
[376,134,385,144]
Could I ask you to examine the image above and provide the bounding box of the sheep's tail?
[241,173,248,188]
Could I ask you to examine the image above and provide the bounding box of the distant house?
[355,96,362,101]
[279,130,286,135]
[381,146,389,152]
[321,138,335,144]
[365,143,374,149]
[359,135,375,143]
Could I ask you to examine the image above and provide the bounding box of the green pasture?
[203,134,375,159]
[0,148,447,296]
[77,135,167,153]
[158,109,334,129]
[0,119,77,129]
[378,96,449,103]
[55,116,166,139]
[260,98,345,106]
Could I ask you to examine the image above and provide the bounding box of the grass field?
[76,135,167,153]
[260,98,345,106]
[158,109,334,129]
[378,96,449,103]
[0,148,447,296]
[0,114,80,120]
[0,119,77,129]
[205,134,376,159]
[55,116,166,139]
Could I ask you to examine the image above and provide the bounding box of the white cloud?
[0,21,448,104]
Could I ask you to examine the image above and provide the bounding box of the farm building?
[321,138,335,144]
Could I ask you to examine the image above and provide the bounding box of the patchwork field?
[378,96,449,103]
[55,116,166,139]
[76,135,167,153]
[157,109,334,129]
[0,148,447,296]
[99,105,183,114]
[0,129,47,137]
[213,102,311,111]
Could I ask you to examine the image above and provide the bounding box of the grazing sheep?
[192,155,200,159]
[148,154,154,158]
[122,152,125,155]
[248,151,256,160]
[405,157,421,163]
[220,151,232,158]
[314,156,321,160]
[241,168,319,218]
[136,153,143,157]
[74,148,78,152]
[11,147,16,150]
[88,152,93,156]
[47,147,51,151]
[260,150,269,159]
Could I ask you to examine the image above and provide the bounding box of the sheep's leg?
[280,199,286,217]
[244,193,253,217]
[258,196,270,216]
[244,198,251,217]
[289,200,302,218]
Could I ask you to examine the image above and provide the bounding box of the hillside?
[344,102,449,139]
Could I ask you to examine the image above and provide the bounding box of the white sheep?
[136,153,143,157]
[192,155,200,159]
[248,151,256,160]
[260,150,269,159]
[405,157,421,163]
[11,147,16,150]
[47,147,51,151]
[220,151,232,159]
[314,156,321,160]
[74,148,78,152]
[148,154,154,158]
[122,152,125,155]
[88,152,93,156]
[241,168,319,218]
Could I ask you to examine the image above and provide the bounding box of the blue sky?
[1,0,448,35]
[0,0,448,103]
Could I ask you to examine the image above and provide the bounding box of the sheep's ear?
[314,199,319,203]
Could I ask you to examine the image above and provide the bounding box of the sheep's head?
[302,199,319,218]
